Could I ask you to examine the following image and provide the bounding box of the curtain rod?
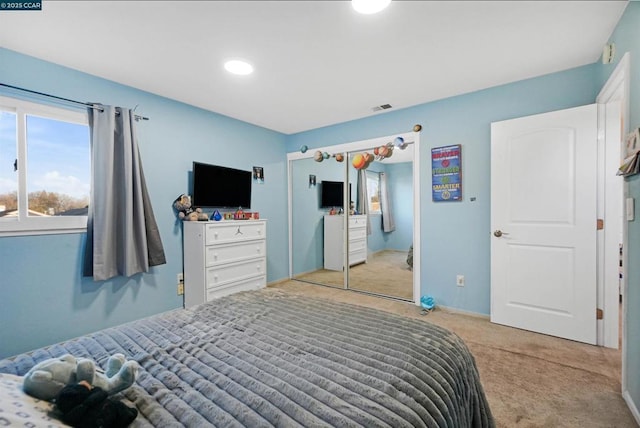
[0,83,150,121]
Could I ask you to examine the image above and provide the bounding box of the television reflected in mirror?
[320,180,351,208]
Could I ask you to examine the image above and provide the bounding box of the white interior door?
[491,104,598,344]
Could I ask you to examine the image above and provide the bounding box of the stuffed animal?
[23,354,138,402]
[173,194,208,221]
[55,381,138,428]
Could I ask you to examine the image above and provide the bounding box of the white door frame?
[596,51,629,356]
[287,131,422,306]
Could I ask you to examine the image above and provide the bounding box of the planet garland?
[313,150,323,162]
[413,124,422,132]
[394,136,408,149]
[300,145,308,153]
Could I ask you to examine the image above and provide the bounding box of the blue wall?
[3,13,638,416]
[0,48,290,359]
[596,1,640,418]
[287,65,599,315]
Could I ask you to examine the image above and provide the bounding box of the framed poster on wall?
[431,144,462,202]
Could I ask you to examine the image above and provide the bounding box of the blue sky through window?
[26,115,90,199]
[0,111,89,212]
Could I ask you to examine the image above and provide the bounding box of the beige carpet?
[268,280,637,428]
[294,250,413,300]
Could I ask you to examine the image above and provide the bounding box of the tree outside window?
[0,96,90,235]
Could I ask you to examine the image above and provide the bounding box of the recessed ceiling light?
[224,59,254,76]
[352,0,391,14]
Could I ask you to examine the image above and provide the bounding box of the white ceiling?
[0,1,628,134]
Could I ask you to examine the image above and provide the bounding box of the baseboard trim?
[435,304,490,320]
[623,390,640,426]
[267,278,292,287]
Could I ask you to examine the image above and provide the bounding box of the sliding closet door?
[290,156,345,288]
[346,146,414,301]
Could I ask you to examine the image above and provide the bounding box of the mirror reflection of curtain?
[356,168,371,234]
[380,172,395,232]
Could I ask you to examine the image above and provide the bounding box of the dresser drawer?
[349,227,367,240]
[349,216,367,229]
[205,240,266,267]
[349,237,367,265]
[350,237,367,252]
[205,221,266,245]
[206,258,266,287]
[206,276,266,301]
[350,249,367,265]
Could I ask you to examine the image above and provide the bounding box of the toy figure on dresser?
[173,194,209,221]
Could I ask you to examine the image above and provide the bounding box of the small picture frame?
[253,166,264,183]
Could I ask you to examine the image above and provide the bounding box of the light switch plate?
[626,197,635,221]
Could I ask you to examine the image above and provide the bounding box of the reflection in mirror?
[291,155,346,288]
[347,146,414,301]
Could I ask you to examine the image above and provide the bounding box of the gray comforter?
[0,289,494,427]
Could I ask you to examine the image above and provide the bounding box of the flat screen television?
[320,180,350,208]
[192,162,252,209]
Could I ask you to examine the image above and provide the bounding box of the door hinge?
[597,219,604,230]
[596,308,604,320]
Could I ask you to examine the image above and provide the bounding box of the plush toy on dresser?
[173,194,209,221]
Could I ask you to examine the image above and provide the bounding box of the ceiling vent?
[372,104,393,112]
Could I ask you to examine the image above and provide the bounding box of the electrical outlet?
[177,273,184,295]
[456,275,465,287]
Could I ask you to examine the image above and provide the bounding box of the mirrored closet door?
[346,147,414,301]
[288,132,420,302]
[290,155,345,288]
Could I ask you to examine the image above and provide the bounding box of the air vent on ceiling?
[372,103,393,112]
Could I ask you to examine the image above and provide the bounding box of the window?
[366,171,381,214]
[0,96,90,236]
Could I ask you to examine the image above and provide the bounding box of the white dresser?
[323,215,367,271]
[183,220,267,308]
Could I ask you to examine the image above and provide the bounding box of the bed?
[0,289,494,427]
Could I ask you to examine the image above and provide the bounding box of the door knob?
[493,230,509,237]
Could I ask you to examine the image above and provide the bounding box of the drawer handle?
[213,253,218,259]
[256,247,261,253]
[256,265,261,271]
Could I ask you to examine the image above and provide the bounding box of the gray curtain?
[356,169,371,234]
[83,105,166,281]
[380,172,395,232]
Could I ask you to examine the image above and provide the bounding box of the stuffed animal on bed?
[173,194,208,221]
[22,354,138,402]
[55,380,138,428]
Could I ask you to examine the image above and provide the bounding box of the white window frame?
[0,95,89,237]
